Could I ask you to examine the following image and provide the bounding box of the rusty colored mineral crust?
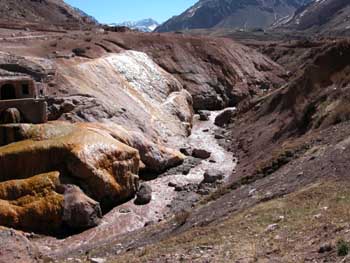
[0,119,186,234]
[0,122,141,233]
[0,123,140,206]
[0,172,63,233]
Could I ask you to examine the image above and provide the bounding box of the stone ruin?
[0,75,47,124]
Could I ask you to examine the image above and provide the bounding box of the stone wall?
[0,77,36,100]
[0,99,47,124]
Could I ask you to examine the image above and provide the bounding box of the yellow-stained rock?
[0,171,104,234]
[0,123,140,208]
[0,121,185,172]
[0,120,185,233]
[0,172,64,233]
[88,122,186,172]
[0,171,60,201]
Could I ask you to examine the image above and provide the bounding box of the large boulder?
[62,185,102,229]
[214,108,237,127]
[198,110,210,121]
[0,172,64,233]
[201,169,224,184]
[135,183,152,205]
[0,121,186,173]
[192,148,211,159]
[0,171,103,234]
[0,123,140,209]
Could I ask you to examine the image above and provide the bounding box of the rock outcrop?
[0,172,64,234]
[0,171,102,234]
[54,51,193,147]
[83,34,286,111]
[0,122,140,209]
[0,121,185,173]
[0,119,187,233]
[62,185,102,229]
[2,34,285,114]
[214,108,236,127]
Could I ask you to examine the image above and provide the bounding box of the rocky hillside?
[0,31,285,111]
[279,0,350,35]
[72,32,285,111]
[156,0,311,32]
[0,21,286,255]
[0,0,97,30]
[79,39,350,263]
[3,1,350,262]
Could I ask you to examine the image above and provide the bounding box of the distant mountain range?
[111,18,159,32]
[155,0,312,32]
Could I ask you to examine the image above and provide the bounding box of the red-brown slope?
[22,31,286,111]
[100,33,286,110]
[0,0,96,30]
[81,39,350,263]
[0,30,286,111]
[42,40,350,263]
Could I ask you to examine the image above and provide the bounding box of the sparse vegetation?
[337,239,349,257]
[255,142,310,177]
[174,210,190,226]
[111,181,350,262]
[200,141,310,205]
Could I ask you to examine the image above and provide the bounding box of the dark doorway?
[22,84,29,95]
[1,84,16,100]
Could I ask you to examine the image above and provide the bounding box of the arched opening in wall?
[1,84,16,100]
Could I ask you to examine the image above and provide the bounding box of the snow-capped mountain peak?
[111,18,159,32]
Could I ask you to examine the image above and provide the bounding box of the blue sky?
[65,0,197,24]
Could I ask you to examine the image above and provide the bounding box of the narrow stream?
[36,109,237,257]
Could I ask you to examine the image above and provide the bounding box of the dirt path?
[34,109,237,258]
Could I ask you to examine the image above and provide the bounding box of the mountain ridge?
[278,0,350,35]
[156,0,312,32]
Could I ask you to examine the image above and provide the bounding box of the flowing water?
[36,109,237,257]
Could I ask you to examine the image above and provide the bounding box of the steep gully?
[35,108,237,257]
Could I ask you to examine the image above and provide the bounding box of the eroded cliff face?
[0,32,286,112]
[73,33,287,111]
[51,51,193,147]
